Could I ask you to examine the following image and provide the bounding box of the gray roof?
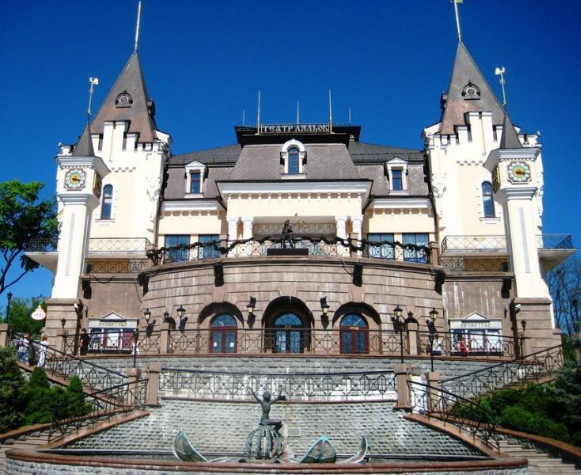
[228,143,360,181]
[73,124,95,157]
[171,145,241,166]
[499,114,522,150]
[349,141,423,162]
[90,52,157,143]
[440,42,505,135]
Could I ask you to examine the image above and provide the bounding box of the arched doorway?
[272,313,305,353]
[340,314,369,354]
[210,314,237,354]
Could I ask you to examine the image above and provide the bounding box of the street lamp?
[6,291,13,326]
[132,329,139,368]
[391,305,405,363]
[143,308,151,324]
[426,308,439,372]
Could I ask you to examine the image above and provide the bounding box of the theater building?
[27,31,574,360]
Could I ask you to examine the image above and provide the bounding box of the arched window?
[288,147,300,174]
[340,314,369,354]
[210,314,237,354]
[101,184,113,219]
[482,181,495,218]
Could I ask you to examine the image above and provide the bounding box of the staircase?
[498,439,579,474]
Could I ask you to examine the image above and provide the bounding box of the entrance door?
[210,314,237,353]
[274,313,303,353]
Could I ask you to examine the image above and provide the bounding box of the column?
[227,217,239,257]
[145,362,162,406]
[335,216,348,256]
[351,214,363,257]
[394,364,411,410]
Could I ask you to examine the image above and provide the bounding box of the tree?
[0,346,25,432]
[1,296,47,337]
[547,257,581,334]
[0,180,57,296]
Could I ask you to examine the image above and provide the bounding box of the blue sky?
[0,0,579,304]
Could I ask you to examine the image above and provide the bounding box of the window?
[185,161,206,195]
[100,184,113,219]
[210,314,237,354]
[190,171,201,194]
[391,169,403,191]
[367,233,395,259]
[281,139,306,177]
[403,233,429,263]
[482,181,495,218]
[340,314,368,354]
[273,313,304,353]
[165,235,190,262]
[199,234,220,259]
[386,159,408,192]
[288,147,300,174]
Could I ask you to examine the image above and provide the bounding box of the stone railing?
[441,234,574,254]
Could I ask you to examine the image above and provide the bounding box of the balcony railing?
[148,236,431,265]
[441,234,574,254]
[25,237,153,255]
[85,328,519,359]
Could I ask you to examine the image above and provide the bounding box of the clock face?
[507,161,531,184]
[64,169,87,190]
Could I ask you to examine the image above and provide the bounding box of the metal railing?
[10,333,128,395]
[408,380,499,450]
[23,239,58,252]
[441,345,563,400]
[417,331,517,359]
[127,327,518,359]
[160,368,396,401]
[442,234,574,254]
[48,378,148,441]
[148,236,431,265]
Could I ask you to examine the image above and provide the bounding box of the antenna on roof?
[134,1,142,52]
[452,0,463,42]
[348,107,352,125]
[328,89,333,133]
[495,67,507,109]
[242,109,246,126]
[296,101,300,124]
[256,90,261,133]
[87,77,99,124]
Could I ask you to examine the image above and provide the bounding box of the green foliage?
[2,296,47,336]
[0,347,25,432]
[454,376,581,446]
[0,179,57,295]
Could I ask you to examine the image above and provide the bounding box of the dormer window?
[280,139,306,179]
[288,147,300,174]
[385,158,408,192]
[115,92,133,108]
[185,161,206,196]
[462,82,481,101]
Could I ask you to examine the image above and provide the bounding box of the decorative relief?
[254,222,335,236]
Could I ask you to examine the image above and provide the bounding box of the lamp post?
[426,308,439,372]
[6,291,13,326]
[132,329,139,368]
[391,305,405,363]
[247,296,256,328]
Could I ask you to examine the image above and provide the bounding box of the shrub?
[0,347,25,432]
[499,406,570,443]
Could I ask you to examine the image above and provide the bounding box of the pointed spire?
[73,124,95,157]
[440,42,505,135]
[499,113,522,150]
[90,51,156,143]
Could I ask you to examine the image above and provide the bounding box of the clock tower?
[52,125,110,299]
[485,115,559,352]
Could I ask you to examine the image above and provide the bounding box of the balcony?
[25,238,153,273]
[440,234,575,271]
[149,236,431,266]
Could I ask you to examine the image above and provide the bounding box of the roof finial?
[453,0,463,42]
[87,77,99,124]
[495,67,507,109]
[296,101,300,125]
[328,89,333,133]
[256,90,261,133]
[134,1,142,52]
